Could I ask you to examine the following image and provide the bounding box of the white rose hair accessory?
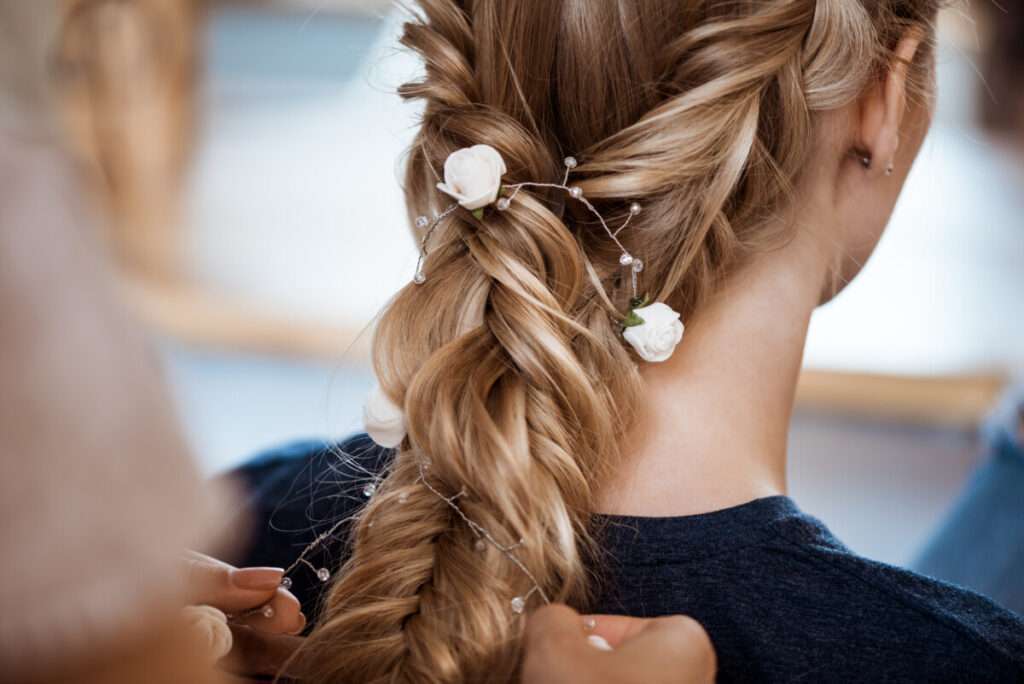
[363,383,406,448]
[436,144,508,215]
[414,145,685,364]
[622,299,685,363]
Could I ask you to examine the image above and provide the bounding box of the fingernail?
[232,567,284,591]
[587,635,613,652]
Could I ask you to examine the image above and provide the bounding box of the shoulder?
[771,513,1024,679]
[233,434,390,489]
[218,434,392,611]
[228,433,393,523]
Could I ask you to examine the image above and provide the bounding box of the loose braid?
[301,1,939,682]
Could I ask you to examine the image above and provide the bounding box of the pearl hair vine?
[413,144,684,365]
[239,415,550,618]
[359,383,548,614]
[243,145,688,623]
[414,146,643,294]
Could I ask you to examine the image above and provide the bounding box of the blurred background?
[62,1,1023,568]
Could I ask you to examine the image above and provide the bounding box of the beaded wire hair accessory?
[244,145,686,620]
[415,146,645,296]
[238,436,549,618]
[416,145,684,365]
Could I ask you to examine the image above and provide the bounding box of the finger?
[182,552,304,634]
[221,624,304,679]
[182,552,285,613]
[230,587,305,635]
[524,604,589,655]
[522,604,598,684]
[583,614,657,648]
[618,615,717,682]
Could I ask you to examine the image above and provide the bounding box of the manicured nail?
[232,567,284,591]
[587,635,613,652]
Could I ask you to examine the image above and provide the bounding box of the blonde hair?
[304,1,939,682]
[55,0,197,282]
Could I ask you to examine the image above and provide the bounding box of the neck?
[598,229,828,516]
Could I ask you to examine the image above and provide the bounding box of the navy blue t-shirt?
[224,434,1024,683]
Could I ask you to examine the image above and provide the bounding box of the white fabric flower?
[181,605,232,662]
[623,302,684,363]
[436,144,507,210]
[363,383,406,448]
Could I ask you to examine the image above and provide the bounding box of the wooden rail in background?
[125,277,1009,430]
[795,370,1005,430]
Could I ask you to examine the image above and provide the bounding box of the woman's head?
[303,1,939,681]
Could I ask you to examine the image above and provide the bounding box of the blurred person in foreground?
[0,2,716,682]
[0,1,224,679]
[0,1,310,681]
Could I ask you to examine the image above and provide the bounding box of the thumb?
[525,604,590,655]
[617,616,717,683]
[583,614,656,648]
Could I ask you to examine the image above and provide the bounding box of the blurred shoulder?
[233,434,392,491]
[219,435,393,612]
[223,433,394,553]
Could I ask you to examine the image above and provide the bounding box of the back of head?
[303,1,939,682]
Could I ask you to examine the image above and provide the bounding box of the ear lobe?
[857,30,923,176]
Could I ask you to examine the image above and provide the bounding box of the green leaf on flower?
[623,311,646,328]
[472,208,485,220]
[629,295,649,310]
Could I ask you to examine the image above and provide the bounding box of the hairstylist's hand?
[522,604,716,684]
[182,551,305,635]
[182,552,307,682]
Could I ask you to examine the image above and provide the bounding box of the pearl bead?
[619,253,634,266]
[510,596,526,614]
[261,605,275,619]
[629,202,642,216]
[317,568,331,582]
[632,259,644,273]
[415,215,429,229]
[398,492,409,504]
[475,538,487,552]
[563,156,578,169]
[362,482,377,498]
[280,577,293,589]
[569,186,583,200]
[583,617,597,631]
[413,271,426,285]
[496,197,511,211]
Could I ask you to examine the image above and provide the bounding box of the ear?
[858,30,923,177]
